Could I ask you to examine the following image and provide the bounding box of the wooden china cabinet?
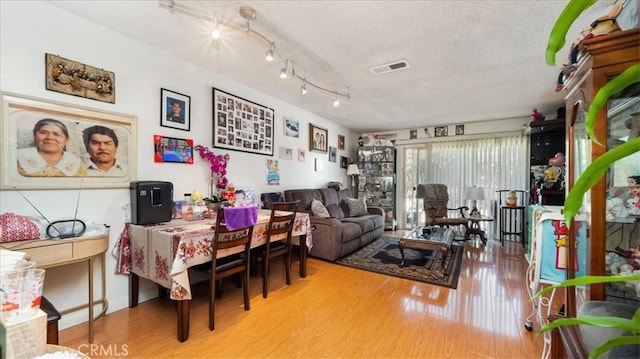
[564,28,640,314]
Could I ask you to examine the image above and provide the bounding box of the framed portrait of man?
[309,123,328,153]
[161,88,190,131]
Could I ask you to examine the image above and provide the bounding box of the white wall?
[0,1,357,329]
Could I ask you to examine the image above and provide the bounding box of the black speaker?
[130,181,173,225]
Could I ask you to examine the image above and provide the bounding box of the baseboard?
[58,287,158,331]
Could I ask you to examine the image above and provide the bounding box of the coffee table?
[465,215,493,243]
[398,226,455,275]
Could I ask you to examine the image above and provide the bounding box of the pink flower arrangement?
[195,145,229,190]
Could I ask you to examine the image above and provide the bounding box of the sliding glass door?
[399,146,428,229]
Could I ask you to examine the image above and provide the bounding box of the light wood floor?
[59,233,545,358]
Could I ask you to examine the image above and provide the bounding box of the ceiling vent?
[369,59,410,75]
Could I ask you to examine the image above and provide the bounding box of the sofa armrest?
[367,206,384,217]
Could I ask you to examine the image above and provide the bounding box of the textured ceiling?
[49,0,620,132]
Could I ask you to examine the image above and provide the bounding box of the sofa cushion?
[319,188,340,206]
[326,203,345,219]
[284,189,321,212]
[311,199,330,218]
[345,197,368,217]
[341,216,375,233]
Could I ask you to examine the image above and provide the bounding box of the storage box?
[0,309,46,359]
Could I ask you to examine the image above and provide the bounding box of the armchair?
[416,184,469,235]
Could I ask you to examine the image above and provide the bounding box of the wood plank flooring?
[59,233,545,358]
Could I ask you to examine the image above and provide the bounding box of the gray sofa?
[283,188,384,261]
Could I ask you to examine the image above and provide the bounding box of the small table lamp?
[464,186,485,217]
[346,164,360,197]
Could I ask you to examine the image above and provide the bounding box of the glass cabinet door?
[604,81,640,303]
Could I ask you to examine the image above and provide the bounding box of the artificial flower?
[194,145,230,189]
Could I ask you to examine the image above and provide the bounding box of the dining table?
[113,209,313,342]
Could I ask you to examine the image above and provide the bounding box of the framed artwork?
[329,146,337,162]
[456,125,465,135]
[297,148,305,162]
[309,123,328,153]
[434,126,448,137]
[340,156,348,169]
[1,92,136,189]
[283,116,299,138]
[338,134,345,150]
[213,87,274,156]
[153,135,193,163]
[278,146,293,160]
[45,53,115,104]
[161,88,190,131]
[409,129,417,139]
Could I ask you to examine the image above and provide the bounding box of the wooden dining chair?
[190,207,254,331]
[258,201,298,298]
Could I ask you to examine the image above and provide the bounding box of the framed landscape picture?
[161,88,190,131]
[213,87,274,156]
[309,123,328,153]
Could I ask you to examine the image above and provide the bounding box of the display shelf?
[357,145,396,230]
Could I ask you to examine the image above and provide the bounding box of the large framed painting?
[309,123,328,153]
[212,87,274,156]
[0,92,137,189]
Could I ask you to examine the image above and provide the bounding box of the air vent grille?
[369,59,410,75]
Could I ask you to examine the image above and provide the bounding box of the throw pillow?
[311,199,330,218]
[345,197,368,217]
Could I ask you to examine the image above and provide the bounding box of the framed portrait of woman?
[309,123,328,153]
[1,92,137,189]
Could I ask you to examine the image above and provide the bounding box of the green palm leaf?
[592,336,640,359]
[545,0,597,65]
[533,275,640,299]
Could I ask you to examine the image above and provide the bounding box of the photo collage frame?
[213,88,274,156]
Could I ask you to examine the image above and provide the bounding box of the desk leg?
[299,234,307,278]
[88,257,95,343]
[129,272,139,308]
[176,300,190,342]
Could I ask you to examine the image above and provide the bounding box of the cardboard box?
[0,310,46,359]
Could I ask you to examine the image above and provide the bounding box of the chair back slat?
[212,208,253,253]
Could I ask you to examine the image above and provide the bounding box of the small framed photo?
[309,123,328,153]
[338,134,345,150]
[409,129,417,139]
[297,148,305,162]
[153,135,193,163]
[434,126,448,137]
[329,146,337,162]
[284,116,299,138]
[456,125,465,135]
[340,156,348,169]
[161,88,190,131]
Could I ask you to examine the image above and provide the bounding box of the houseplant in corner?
[536,0,640,358]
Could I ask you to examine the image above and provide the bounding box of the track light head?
[333,97,340,107]
[280,59,288,79]
[300,79,308,94]
[211,12,220,39]
[265,43,275,61]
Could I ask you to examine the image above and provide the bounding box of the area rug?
[335,237,465,289]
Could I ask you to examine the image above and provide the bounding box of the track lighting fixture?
[300,79,308,94]
[280,59,288,79]
[160,1,351,106]
[265,42,275,61]
[239,6,256,33]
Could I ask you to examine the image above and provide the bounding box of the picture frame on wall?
[283,116,299,138]
[45,53,116,104]
[153,135,193,164]
[309,123,328,153]
[456,124,465,135]
[340,156,348,169]
[338,134,345,150]
[0,92,137,189]
[213,87,274,156]
[329,146,337,162]
[434,126,448,137]
[160,88,190,131]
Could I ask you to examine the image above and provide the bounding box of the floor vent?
[369,60,410,75]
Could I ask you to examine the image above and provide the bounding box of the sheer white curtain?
[426,135,529,228]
